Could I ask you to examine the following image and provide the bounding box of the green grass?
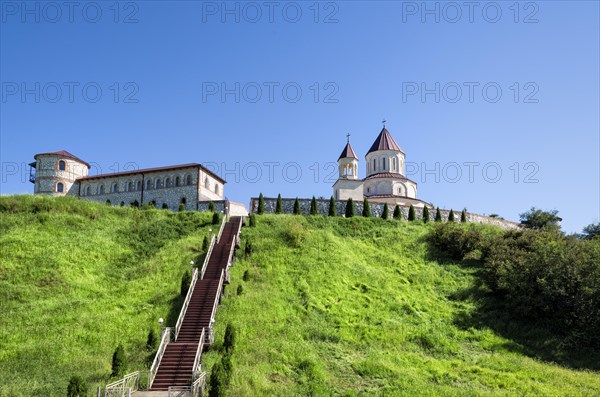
[205,215,600,396]
[0,195,213,397]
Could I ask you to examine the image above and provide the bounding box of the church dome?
[338,142,358,160]
[366,127,403,154]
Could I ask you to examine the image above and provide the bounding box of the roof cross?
[382,119,387,127]
[346,133,351,143]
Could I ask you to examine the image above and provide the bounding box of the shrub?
[408,205,415,221]
[328,196,336,217]
[381,203,389,219]
[583,222,600,240]
[221,353,233,386]
[146,329,158,350]
[209,361,226,397]
[435,207,442,222]
[179,203,185,212]
[236,284,243,295]
[105,200,111,205]
[208,201,215,212]
[66,375,87,397]
[111,344,126,377]
[461,209,467,223]
[249,214,256,227]
[212,212,221,225]
[276,194,282,214]
[162,203,168,210]
[224,323,236,353]
[131,200,139,208]
[293,198,300,215]
[345,198,354,218]
[519,207,562,230]
[203,235,210,252]
[257,193,265,215]
[362,199,370,217]
[310,196,318,215]
[120,202,125,207]
[423,206,430,223]
[393,205,401,219]
[448,209,455,222]
[244,240,253,258]
[180,269,192,296]
[243,270,250,281]
[429,223,482,261]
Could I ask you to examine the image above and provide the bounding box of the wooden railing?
[149,327,171,388]
[103,371,139,397]
[200,235,216,280]
[192,327,206,381]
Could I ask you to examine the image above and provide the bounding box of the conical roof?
[338,142,358,160]
[367,127,402,154]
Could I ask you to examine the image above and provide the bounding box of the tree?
[362,199,370,217]
[435,207,442,222]
[146,329,158,350]
[408,205,416,221]
[244,240,253,259]
[111,345,126,377]
[66,376,87,397]
[257,193,265,215]
[180,269,192,296]
[236,284,243,295]
[202,235,210,252]
[461,209,467,223]
[249,214,256,227]
[582,222,600,240]
[345,198,354,218]
[179,203,185,212]
[328,196,336,217]
[519,207,562,230]
[423,206,430,223]
[275,194,282,214]
[208,361,226,397]
[310,196,318,215]
[381,203,389,219]
[221,353,233,386]
[393,205,401,220]
[212,212,221,225]
[208,201,215,212]
[223,323,236,353]
[448,209,455,222]
[293,198,301,215]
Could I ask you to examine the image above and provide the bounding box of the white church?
[333,125,431,208]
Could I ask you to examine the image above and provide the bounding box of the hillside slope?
[0,196,213,397]
[205,215,600,396]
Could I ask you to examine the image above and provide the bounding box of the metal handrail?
[149,327,171,388]
[226,236,236,267]
[104,371,139,397]
[192,328,206,380]
[200,235,216,280]
[207,269,225,345]
[191,372,207,397]
[216,215,226,243]
[175,267,198,340]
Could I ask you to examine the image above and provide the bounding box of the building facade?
[333,126,430,208]
[30,150,226,211]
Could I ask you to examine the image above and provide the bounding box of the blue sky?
[1,1,598,233]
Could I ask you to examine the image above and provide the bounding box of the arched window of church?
[128,181,134,192]
[99,185,105,194]
[146,179,152,190]
[393,158,397,172]
[165,178,171,188]
[58,160,66,171]
[56,182,64,193]
[175,176,180,187]
[215,184,219,194]
[373,158,376,171]
[186,175,193,186]
[180,197,187,205]
[85,186,91,196]
[136,181,142,191]
[111,183,119,193]
[155,179,161,189]
[382,158,386,170]
[205,177,210,189]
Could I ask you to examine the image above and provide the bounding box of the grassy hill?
[204,215,600,396]
[0,196,214,397]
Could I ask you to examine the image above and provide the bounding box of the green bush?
[244,240,253,258]
[208,201,215,212]
[161,203,168,210]
[423,206,430,223]
[209,361,226,397]
[448,209,455,222]
[224,323,236,353]
[146,329,158,350]
[106,200,111,205]
[221,353,233,386]
[111,344,126,377]
[435,207,442,222]
[120,202,125,207]
[381,204,389,219]
[249,214,256,227]
[237,284,243,295]
[180,269,192,296]
[362,199,370,217]
[408,205,415,221]
[345,198,354,218]
[179,203,186,212]
[203,235,210,252]
[131,200,139,208]
[328,196,336,217]
[429,223,482,261]
[310,196,318,215]
[293,198,300,215]
[243,270,250,281]
[519,207,562,230]
[276,194,282,214]
[257,193,265,215]
[212,212,221,225]
[66,375,87,397]
[461,209,467,223]
[393,205,401,219]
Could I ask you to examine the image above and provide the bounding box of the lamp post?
[158,318,164,337]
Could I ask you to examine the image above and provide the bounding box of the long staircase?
[149,216,243,392]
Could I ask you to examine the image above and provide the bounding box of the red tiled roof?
[364,172,416,184]
[338,143,358,160]
[367,127,403,154]
[34,150,91,168]
[77,163,226,184]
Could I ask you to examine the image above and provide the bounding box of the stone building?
[333,126,431,208]
[29,150,226,211]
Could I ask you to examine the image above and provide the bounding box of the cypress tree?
[221,353,233,386]
[393,205,401,220]
[208,201,215,212]
[362,199,371,217]
[328,196,336,216]
[111,345,126,377]
[461,209,467,223]
[180,270,192,296]
[345,198,354,218]
[257,193,264,215]
[275,194,282,214]
[208,361,226,397]
[435,207,442,222]
[249,214,256,227]
[223,323,236,353]
[293,198,301,215]
[448,209,455,222]
[423,206,430,223]
[212,212,220,225]
[408,205,416,221]
[381,203,389,219]
[146,329,158,350]
[236,284,243,295]
[202,235,210,252]
[66,376,88,397]
[310,196,318,215]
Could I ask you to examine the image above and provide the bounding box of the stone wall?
[34,155,88,195]
[249,197,520,230]
[198,200,227,214]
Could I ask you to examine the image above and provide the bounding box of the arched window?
[393,158,397,172]
[58,160,66,171]
[382,158,386,171]
[373,158,376,172]
[146,179,152,190]
[127,181,134,192]
[111,183,118,193]
[136,181,142,191]
[214,184,219,194]
[186,175,192,186]
[85,186,91,196]
[175,176,180,187]
[155,179,161,189]
[204,177,209,189]
[56,182,64,192]
[165,178,171,188]
[99,185,105,194]
[180,197,187,205]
